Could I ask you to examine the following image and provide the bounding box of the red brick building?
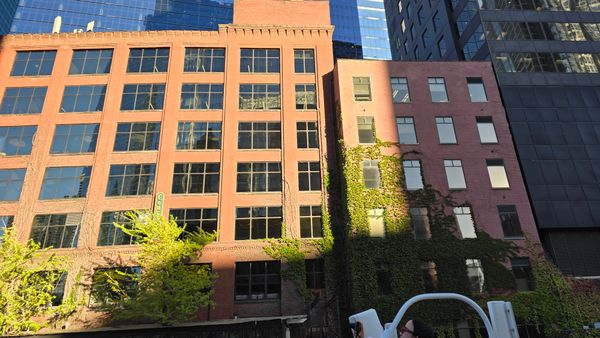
[334,59,541,294]
[0,0,333,329]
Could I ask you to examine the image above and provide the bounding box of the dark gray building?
[385,0,600,278]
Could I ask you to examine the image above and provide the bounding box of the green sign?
[154,192,165,215]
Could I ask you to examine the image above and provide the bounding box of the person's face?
[399,320,416,338]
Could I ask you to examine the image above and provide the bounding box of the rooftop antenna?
[86,21,95,32]
[52,16,62,33]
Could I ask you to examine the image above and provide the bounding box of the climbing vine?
[338,140,517,325]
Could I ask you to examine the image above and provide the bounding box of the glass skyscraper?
[331,0,392,59]
[2,0,233,34]
[386,0,600,278]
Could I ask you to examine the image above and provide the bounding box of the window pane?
[397,117,417,144]
[435,117,457,144]
[476,117,498,143]
[467,78,487,102]
[444,160,466,189]
[486,159,510,188]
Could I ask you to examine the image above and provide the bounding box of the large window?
[403,160,424,191]
[30,213,81,249]
[298,162,321,191]
[391,77,410,103]
[106,164,156,197]
[0,87,47,115]
[170,208,218,234]
[239,84,280,110]
[444,160,466,189]
[180,84,224,110]
[476,116,498,144]
[498,205,524,238]
[240,49,280,73]
[368,209,385,238]
[493,52,600,74]
[397,117,417,144]
[235,261,280,301]
[294,49,315,73]
[466,259,485,293]
[11,50,56,76]
[0,169,26,201]
[511,257,533,291]
[0,126,36,155]
[238,122,281,149]
[184,48,225,72]
[120,84,165,111]
[300,206,322,238]
[467,78,487,102]
[357,117,376,144]
[435,117,457,144]
[362,160,380,189]
[127,48,169,73]
[51,124,99,154]
[296,122,319,149]
[235,207,282,240]
[172,163,220,194]
[454,207,477,238]
[69,49,113,75]
[486,159,510,188]
[295,84,317,110]
[306,259,325,289]
[114,122,161,152]
[60,85,106,113]
[90,267,140,307]
[97,211,135,246]
[353,77,372,101]
[428,77,448,102]
[40,166,92,200]
[410,208,431,240]
[237,162,281,193]
[176,122,222,150]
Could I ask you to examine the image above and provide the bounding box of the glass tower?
[3,0,233,34]
[331,0,392,59]
[386,0,600,278]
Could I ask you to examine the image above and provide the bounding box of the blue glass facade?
[0,0,19,35]
[330,0,392,60]
[5,0,233,34]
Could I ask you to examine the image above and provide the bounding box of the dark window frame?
[0,126,36,156]
[113,122,161,152]
[120,83,165,111]
[51,124,99,154]
[106,164,156,197]
[170,208,218,234]
[294,49,315,73]
[300,205,322,238]
[296,121,319,149]
[238,122,281,150]
[69,49,113,75]
[236,162,282,193]
[30,213,81,249]
[60,85,107,113]
[0,87,47,115]
[184,47,225,73]
[240,48,280,73]
[298,162,321,191]
[235,206,282,240]
[176,122,222,150]
[498,205,524,238]
[180,83,224,110]
[126,48,169,73]
[234,261,281,301]
[11,50,56,77]
[39,166,92,200]
[172,162,220,194]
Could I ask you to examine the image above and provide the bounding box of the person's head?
[399,319,434,338]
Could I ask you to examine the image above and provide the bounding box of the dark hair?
[412,319,435,338]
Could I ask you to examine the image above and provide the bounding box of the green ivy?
[338,140,517,325]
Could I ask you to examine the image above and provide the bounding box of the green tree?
[0,229,76,335]
[106,211,216,325]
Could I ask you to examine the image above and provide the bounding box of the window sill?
[448,188,467,191]
[237,148,282,151]
[175,149,221,152]
[393,101,411,104]
[480,142,499,145]
[183,71,225,74]
[180,109,224,112]
[125,71,167,74]
[172,192,220,196]
[504,236,526,240]
[50,152,95,156]
[113,150,158,153]
[491,187,511,190]
[105,195,153,199]
[68,73,110,77]
[238,109,281,112]
[235,191,282,194]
